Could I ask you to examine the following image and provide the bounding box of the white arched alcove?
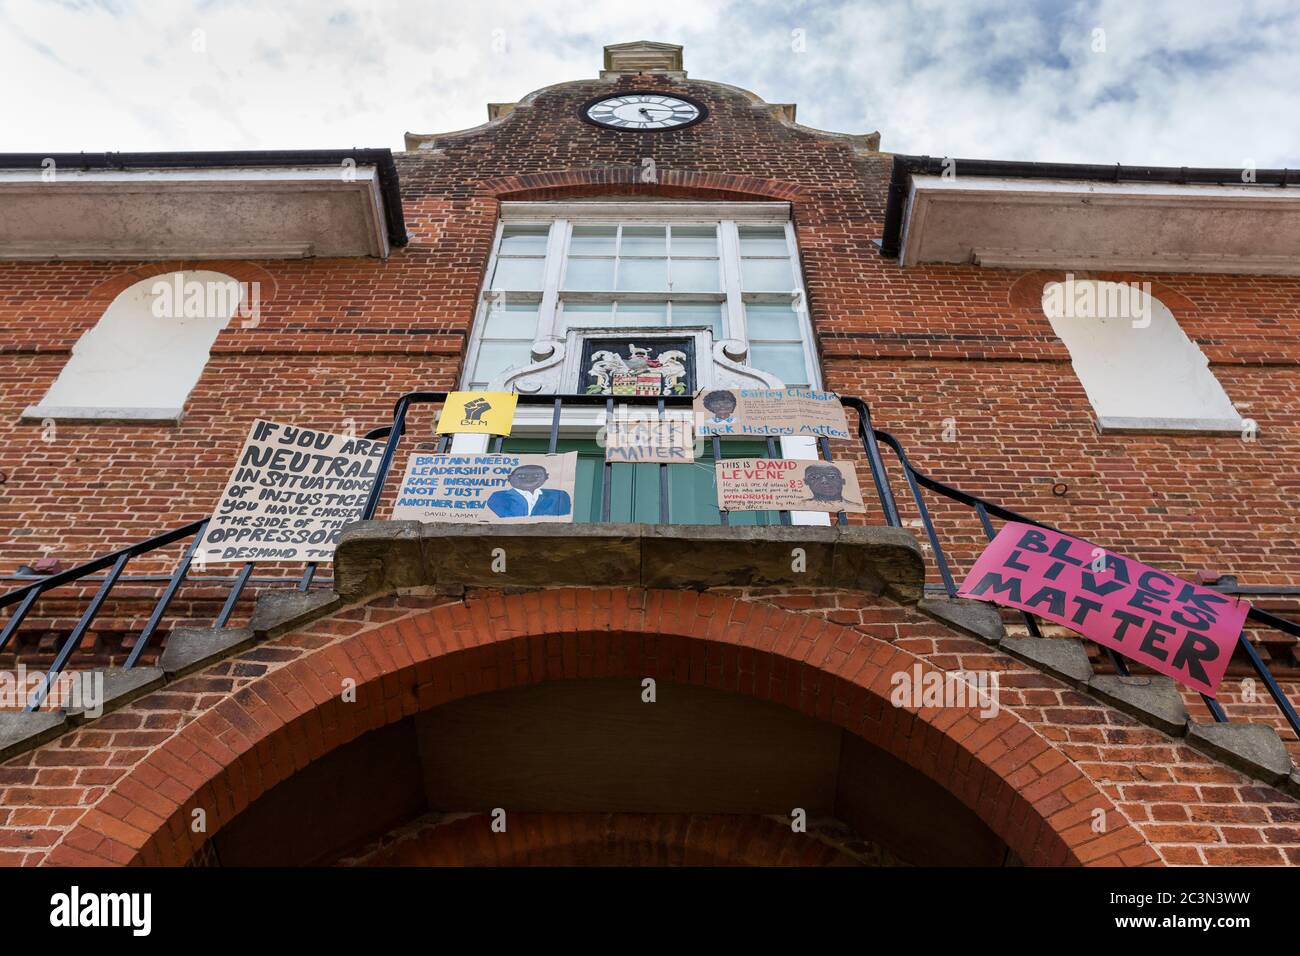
[24,270,245,423]
[1042,279,1243,434]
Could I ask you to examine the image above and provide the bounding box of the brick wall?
[4,586,1296,867]
[2,71,1296,591]
[0,72,1294,582]
[0,66,1297,854]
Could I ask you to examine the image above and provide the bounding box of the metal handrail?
[0,519,206,611]
[0,393,865,705]
[0,392,1295,743]
[356,390,890,528]
[872,428,1300,739]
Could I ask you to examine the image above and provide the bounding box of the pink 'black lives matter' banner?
[957,522,1250,697]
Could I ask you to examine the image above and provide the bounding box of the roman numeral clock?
[580,92,707,130]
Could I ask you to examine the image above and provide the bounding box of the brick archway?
[52,589,1157,867]
[1008,269,1197,314]
[82,260,280,306]
[342,812,885,866]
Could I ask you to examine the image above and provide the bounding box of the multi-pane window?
[559,301,725,339]
[562,224,720,293]
[738,225,796,292]
[745,304,811,388]
[467,302,540,389]
[556,224,725,341]
[488,225,548,291]
[470,208,817,390]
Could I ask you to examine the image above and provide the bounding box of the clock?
[580,92,706,131]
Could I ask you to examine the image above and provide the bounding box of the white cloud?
[1,0,1296,166]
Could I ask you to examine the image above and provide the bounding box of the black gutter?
[880,155,1294,259]
[0,149,408,248]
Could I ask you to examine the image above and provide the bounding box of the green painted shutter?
[499,438,781,525]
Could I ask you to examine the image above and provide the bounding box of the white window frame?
[461,201,829,525]
[463,201,822,392]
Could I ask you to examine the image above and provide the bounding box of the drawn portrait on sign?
[486,463,573,518]
[700,389,738,426]
[693,387,849,439]
[715,458,865,514]
[801,462,855,505]
[391,452,577,525]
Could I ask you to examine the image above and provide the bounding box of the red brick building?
[0,41,1297,868]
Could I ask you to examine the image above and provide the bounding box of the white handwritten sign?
[198,419,385,563]
[715,458,865,513]
[694,388,850,439]
[604,408,695,463]
[391,452,579,524]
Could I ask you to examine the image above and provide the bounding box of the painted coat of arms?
[579,339,695,396]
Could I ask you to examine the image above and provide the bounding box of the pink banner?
[957,522,1249,697]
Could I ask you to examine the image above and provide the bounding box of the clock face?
[581,92,706,131]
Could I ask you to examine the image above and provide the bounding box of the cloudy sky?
[3,0,1298,166]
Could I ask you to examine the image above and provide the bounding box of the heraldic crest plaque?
[579,338,696,396]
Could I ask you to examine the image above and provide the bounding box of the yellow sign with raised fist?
[436,391,518,436]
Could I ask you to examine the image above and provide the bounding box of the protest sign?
[694,388,850,440]
[391,452,578,524]
[603,408,695,463]
[198,419,385,564]
[957,522,1249,697]
[435,391,518,436]
[715,458,865,513]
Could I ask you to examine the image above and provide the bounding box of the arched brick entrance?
[51,589,1158,867]
[339,812,891,866]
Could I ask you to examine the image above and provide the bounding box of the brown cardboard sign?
[715,458,866,513]
[391,452,578,524]
[198,419,386,564]
[694,388,850,440]
[603,408,696,463]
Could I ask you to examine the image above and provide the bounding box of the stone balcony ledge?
[334,521,925,604]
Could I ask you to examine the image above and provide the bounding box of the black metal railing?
[0,389,1296,748]
[357,391,883,529]
[871,428,1300,740]
[0,392,871,708]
